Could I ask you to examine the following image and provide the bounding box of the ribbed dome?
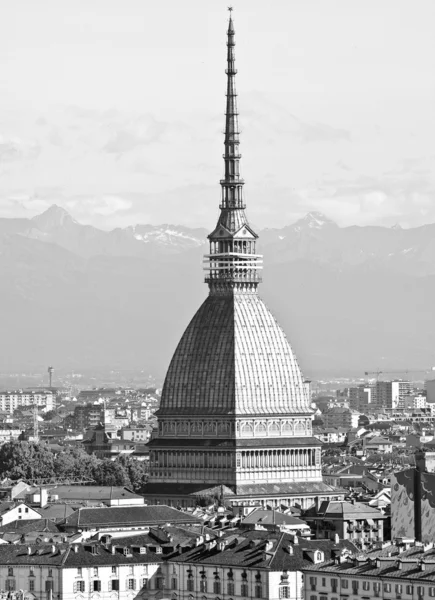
[160,292,310,417]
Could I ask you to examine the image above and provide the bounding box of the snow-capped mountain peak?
[293,211,337,230]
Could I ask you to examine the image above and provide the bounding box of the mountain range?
[1,205,435,380]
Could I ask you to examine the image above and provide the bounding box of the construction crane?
[23,477,96,486]
[364,368,435,381]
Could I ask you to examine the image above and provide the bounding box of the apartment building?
[375,381,412,411]
[0,391,54,413]
[302,542,435,600]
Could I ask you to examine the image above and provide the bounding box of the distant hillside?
[0,205,434,378]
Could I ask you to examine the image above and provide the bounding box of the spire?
[221,7,244,209]
[204,10,263,294]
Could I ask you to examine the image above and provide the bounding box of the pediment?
[232,224,257,239]
[208,224,233,239]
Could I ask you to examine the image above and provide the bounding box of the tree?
[0,442,55,481]
[93,460,131,487]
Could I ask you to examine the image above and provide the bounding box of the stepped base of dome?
[143,480,344,509]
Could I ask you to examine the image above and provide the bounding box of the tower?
[48,366,54,388]
[144,11,341,509]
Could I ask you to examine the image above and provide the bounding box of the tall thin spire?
[204,10,262,293]
[221,8,245,209]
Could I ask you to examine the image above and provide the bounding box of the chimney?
[421,561,426,571]
[27,547,32,555]
[334,533,340,544]
[73,545,79,553]
[51,544,56,554]
[40,487,49,508]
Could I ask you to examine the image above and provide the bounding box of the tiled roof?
[159,293,310,417]
[167,529,357,571]
[241,509,309,528]
[304,500,383,519]
[148,437,321,449]
[45,485,143,502]
[234,481,339,496]
[0,519,59,534]
[62,505,201,529]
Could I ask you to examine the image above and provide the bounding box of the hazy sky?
[0,0,434,229]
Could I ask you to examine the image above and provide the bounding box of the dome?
[160,292,310,417]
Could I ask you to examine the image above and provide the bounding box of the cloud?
[104,117,168,154]
[0,135,40,162]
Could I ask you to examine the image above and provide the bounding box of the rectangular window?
[342,580,349,589]
[111,581,119,592]
[322,578,326,587]
[171,578,178,590]
[418,588,425,597]
[279,587,290,599]
[363,582,370,591]
[429,589,435,598]
[76,582,85,593]
[241,583,249,597]
[214,581,221,594]
[255,584,263,599]
[396,585,403,594]
[141,579,148,590]
[352,581,359,592]
[29,581,35,592]
[5,581,15,592]
[228,582,235,595]
[407,587,414,595]
[93,581,101,592]
[187,579,194,592]
[385,584,392,593]
[128,579,136,590]
[156,578,163,591]
[45,582,54,592]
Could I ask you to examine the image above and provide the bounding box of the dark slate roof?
[302,548,435,583]
[167,529,357,571]
[62,505,201,529]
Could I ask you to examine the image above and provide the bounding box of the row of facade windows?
[74,578,149,593]
[183,580,263,597]
[2,580,53,592]
[2,568,51,577]
[309,577,435,596]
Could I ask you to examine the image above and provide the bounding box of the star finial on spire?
[228,6,233,12]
